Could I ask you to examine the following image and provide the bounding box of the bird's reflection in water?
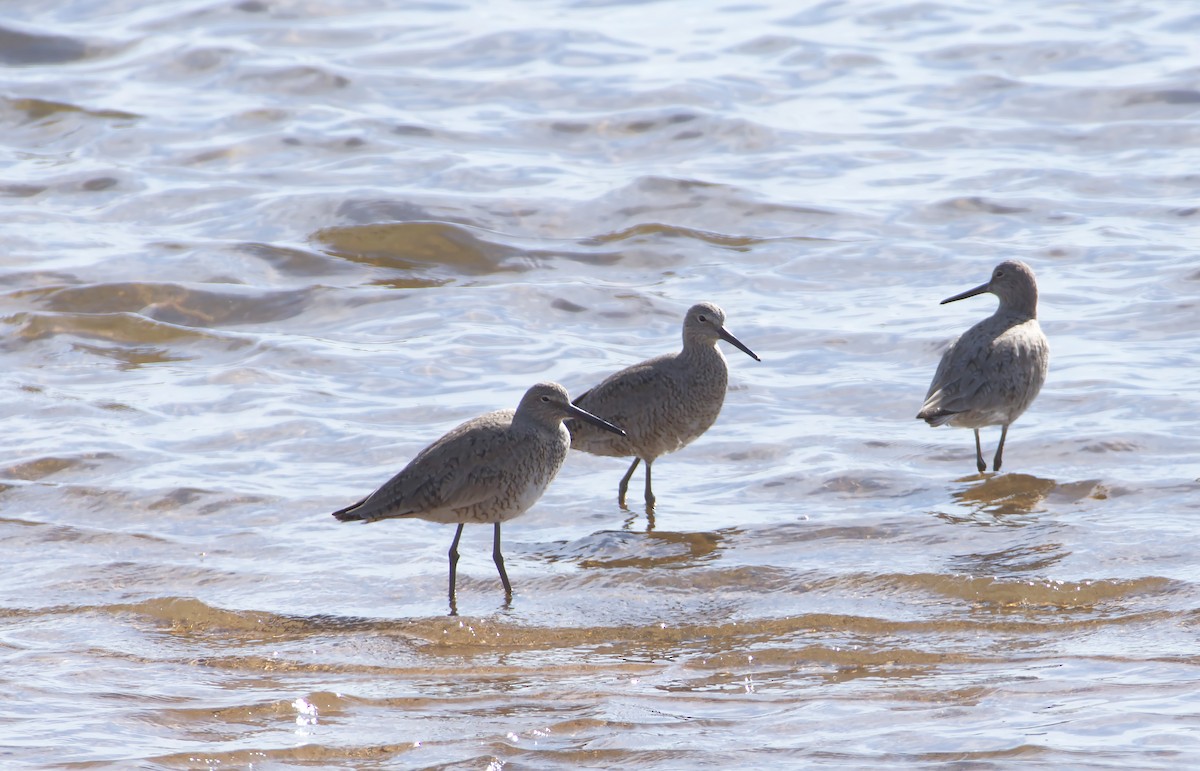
[948,541,1069,576]
[624,505,655,533]
[937,472,1058,525]
[571,528,730,570]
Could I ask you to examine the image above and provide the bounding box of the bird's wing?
[920,321,1045,422]
[573,355,676,425]
[347,413,520,522]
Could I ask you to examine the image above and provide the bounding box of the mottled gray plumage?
[918,260,1049,473]
[568,302,760,507]
[333,381,624,607]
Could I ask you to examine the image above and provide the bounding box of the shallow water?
[2,0,1199,767]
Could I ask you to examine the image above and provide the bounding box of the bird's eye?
[540,395,550,402]
[995,269,1004,278]
[698,314,707,322]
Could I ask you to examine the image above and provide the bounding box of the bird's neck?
[679,339,721,363]
[997,303,1037,323]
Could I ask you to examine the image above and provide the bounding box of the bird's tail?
[917,387,961,427]
[916,407,959,427]
[331,497,368,522]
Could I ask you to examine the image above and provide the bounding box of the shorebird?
[332,382,624,610]
[918,260,1049,473]
[568,302,760,508]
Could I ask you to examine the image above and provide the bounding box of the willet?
[567,302,760,508]
[332,382,624,610]
[917,260,1049,473]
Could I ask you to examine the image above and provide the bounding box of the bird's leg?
[618,458,641,508]
[447,523,465,614]
[973,429,986,474]
[993,424,1009,472]
[644,459,656,509]
[493,522,512,597]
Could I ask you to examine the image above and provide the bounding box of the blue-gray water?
[2,0,1199,767]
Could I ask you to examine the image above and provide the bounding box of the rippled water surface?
[2,0,1199,767]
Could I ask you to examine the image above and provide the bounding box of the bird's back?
[919,313,1048,429]
[337,409,570,525]
[570,348,728,461]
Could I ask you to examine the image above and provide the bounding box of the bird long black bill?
[941,281,990,305]
[717,327,761,361]
[565,403,626,436]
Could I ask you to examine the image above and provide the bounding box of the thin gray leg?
[448,523,465,605]
[973,429,986,473]
[492,522,512,596]
[618,458,641,507]
[644,459,656,507]
[993,424,1009,472]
